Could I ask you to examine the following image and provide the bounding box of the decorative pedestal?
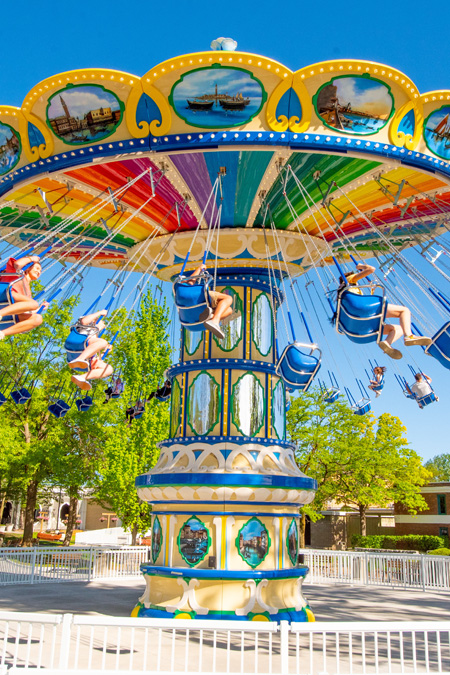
[134,269,317,622]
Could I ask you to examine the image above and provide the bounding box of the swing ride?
[1,39,450,622]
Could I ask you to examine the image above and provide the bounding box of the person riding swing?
[64,309,113,391]
[187,263,233,340]
[0,255,49,340]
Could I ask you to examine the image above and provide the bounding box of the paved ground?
[0,578,449,621]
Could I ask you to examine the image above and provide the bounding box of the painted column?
[134,267,316,622]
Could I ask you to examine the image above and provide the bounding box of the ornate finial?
[210,37,238,52]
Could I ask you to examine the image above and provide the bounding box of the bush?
[427,548,450,556]
[351,534,445,552]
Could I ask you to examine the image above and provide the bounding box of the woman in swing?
[368,366,386,397]
[338,263,432,359]
[0,255,48,340]
[187,263,233,340]
[65,309,113,391]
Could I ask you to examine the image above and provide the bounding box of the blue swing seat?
[276,342,322,391]
[173,273,213,332]
[0,392,7,406]
[425,321,450,371]
[336,286,387,344]
[323,387,340,403]
[10,387,32,405]
[155,393,170,402]
[0,279,21,330]
[48,399,71,418]
[353,398,371,415]
[111,392,122,399]
[64,328,90,367]
[405,390,438,408]
[76,396,94,412]
[133,408,145,419]
[370,375,385,392]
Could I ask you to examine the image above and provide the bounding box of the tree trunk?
[63,494,78,546]
[22,479,39,547]
[131,524,139,546]
[359,504,367,537]
[0,497,5,525]
[299,512,306,549]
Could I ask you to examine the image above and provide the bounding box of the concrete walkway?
[0,578,449,621]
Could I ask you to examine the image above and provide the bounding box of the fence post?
[58,613,73,670]
[88,546,95,581]
[280,620,290,675]
[420,554,426,592]
[30,547,36,585]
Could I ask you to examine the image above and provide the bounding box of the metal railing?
[300,548,450,591]
[0,546,149,586]
[1,611,449,674]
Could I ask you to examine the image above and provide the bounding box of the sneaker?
[203,319,225,340]
[404,335,432,347]
[378,340,403,360]
[199,306,214,322]
[375,391,381,398]
[71,374,92,391]
[68,358,90,370]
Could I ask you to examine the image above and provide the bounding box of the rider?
[187,263,233,340]
[0,255,48,339]
[339,263,432,359]
[405,372,436,408]
[64,310,113,391]
[368,366,386,398]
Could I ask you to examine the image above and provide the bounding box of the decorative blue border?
[140,564,308,580]
[135,471,317,490]
[158,435,295,449]
[168,359,278,379]
[2,131,450,198]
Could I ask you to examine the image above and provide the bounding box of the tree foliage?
[424,454,450,482]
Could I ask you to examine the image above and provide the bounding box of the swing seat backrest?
[425,321,450,371]
[64,329,89,364]
[48,399,70,418]
[371,376,385,391]
[353,399,371,415]
[111,393,122,399]
[155,393,170,402]
[0,392,6,406]
[337,286,386,344]
[324,388,340,403]
[416,391,437,407]
[276,342,321,391]
[0,280,20,330]
[10,389,30,405]
[174,273,213,332]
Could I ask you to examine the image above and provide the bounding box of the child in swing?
[187,263,233,340]
[0,255,49,340]
[338,263,432,359]
[65,309,113,391]
[368,366,386,398]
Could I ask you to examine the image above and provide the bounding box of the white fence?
[0,546,149,585]
[300,548,450,592]
[1,611,449,674]
[1,546,450,592]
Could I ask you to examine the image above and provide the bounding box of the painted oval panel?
[0,123,21,175]
[170,66,266,129]
[47,84,123,145]
[424,106,450,160]
[314,75,394,135]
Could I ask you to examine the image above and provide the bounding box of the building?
[86,107,114,126]
[308,505,396,549]
[395,482,450,539]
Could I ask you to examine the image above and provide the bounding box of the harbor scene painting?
[170,66,265,128]
[151,516,162,562]
[237,518,270,568]
[315,76,393,134]
[0,123,20,175]
[424,106,450,160]
[178,516,210,565]
[287,519,298,564]
[47,84,122,144]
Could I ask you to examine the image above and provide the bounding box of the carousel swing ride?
[1,37,450,621]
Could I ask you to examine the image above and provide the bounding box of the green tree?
[424,454,450,481]
[94,290,171,544]
[288,389,431,540]
[0,295,79,545]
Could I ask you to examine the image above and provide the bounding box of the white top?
[411,380,432,397]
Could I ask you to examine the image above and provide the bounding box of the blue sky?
[2,0,450,463]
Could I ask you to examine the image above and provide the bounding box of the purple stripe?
[169,153,216,225]
[121,157,198,229]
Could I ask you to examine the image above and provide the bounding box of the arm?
[13,255,40,271]
[405,383,413,395]
[79,309,107,325]
[423,374,432,383]
[349,264,376,282]
[186,264,206,284]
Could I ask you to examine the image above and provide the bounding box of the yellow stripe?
[165,515,170,565]
[179,373,186,435]
[204,328,210,357]
[268,373,272,437]
[246,287,251,360]
[223,370,229,435]
[278,517,283,568]
[221,516,227,568]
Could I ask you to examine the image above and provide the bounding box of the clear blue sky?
[2,0,450,463]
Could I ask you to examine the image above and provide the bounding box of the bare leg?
[212,295,233,323]
[1,313,42,337]
[77,337,109,362]
[385,304,411,338]
[86,362,113,381]
[382,322,403,346]
[0,292,38,318]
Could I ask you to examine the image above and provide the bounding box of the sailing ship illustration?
[187,83,250,112]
